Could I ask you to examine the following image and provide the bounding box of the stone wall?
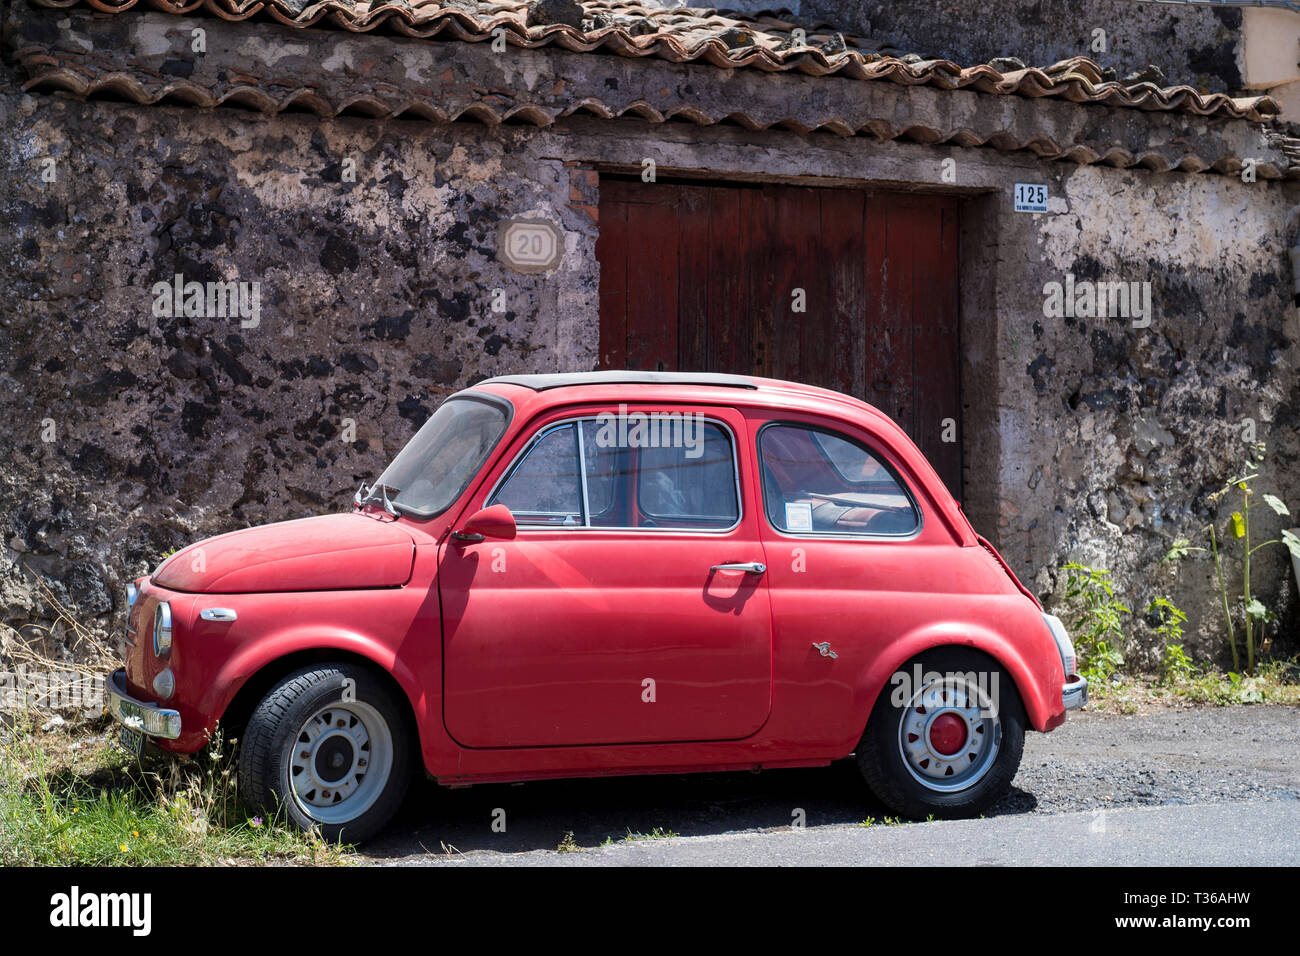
[976,163,1300,667]
[1,82,599,639]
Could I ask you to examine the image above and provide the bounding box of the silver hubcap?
[897,675,1001,793]
[285,700,393,825]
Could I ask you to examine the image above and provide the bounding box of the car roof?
[470,371,913,439]
[475,370,872,414]
[479,371,760,391]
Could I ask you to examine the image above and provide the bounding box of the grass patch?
[619,826,678,842]
[1085,658,1300,714]
[0,717,354,866]
[856,816,905,828]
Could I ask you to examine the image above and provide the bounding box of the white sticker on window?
[784,501,814,532]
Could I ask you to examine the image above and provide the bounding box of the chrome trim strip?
[152,601,172,657]
[1043,613,1078,679]
[199,608,238,622]
[1062,675,1088,711]
[576,420,592,526]
[106,668,182,740]
[124,582,139,647]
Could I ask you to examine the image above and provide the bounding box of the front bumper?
[105,668,182,739]
[1062,674,1088,710]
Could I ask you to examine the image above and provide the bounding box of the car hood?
[151,513,416,593]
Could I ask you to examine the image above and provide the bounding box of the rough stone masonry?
[1,0,1298,672]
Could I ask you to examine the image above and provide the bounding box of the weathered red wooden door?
[596,179,962,495]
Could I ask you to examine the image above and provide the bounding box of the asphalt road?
[375,799,1298,866]
[361,706,1300,866]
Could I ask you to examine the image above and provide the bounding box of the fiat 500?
[108,371,1085,841]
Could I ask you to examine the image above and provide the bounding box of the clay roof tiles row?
[27,0,1279,122]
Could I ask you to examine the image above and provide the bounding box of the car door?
[438,403,773,748]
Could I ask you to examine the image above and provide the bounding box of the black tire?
[856,647,1024,819]
[238,663,412,843]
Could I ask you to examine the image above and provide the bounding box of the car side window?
[759,424,919,536]
[636,425,738,529]
[490,424,583,526]
[489,413,740,531]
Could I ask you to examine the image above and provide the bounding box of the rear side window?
[759,424,918,536]
[488,412,740,531]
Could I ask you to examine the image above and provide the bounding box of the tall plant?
[1166,451,1300,673]
[1061,562,1128,681]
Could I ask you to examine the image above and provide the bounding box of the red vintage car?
[108,371,1085,841]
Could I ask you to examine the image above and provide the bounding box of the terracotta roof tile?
[27,0,1278,121]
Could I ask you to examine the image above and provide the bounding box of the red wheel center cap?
[929,713,967,756]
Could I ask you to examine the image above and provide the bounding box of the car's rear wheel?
[856,648,1024,819]
[238,664,411,843]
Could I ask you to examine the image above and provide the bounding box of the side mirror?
[452,504,517,543]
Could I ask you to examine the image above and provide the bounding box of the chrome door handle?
[710,562,766,575]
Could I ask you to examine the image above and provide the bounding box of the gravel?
[1007,705,1300,813]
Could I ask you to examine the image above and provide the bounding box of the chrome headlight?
[153,602,173,656]
[1043,613,1077,677]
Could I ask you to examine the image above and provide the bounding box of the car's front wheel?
[238,663,412,843]
[856,648,1024,819]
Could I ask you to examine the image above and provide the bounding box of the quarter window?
[491,424,583,526]
[579,420,624,527]
[759,424,918,535]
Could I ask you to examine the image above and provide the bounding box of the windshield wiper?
[354,479,398,517]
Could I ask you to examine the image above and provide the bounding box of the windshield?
[374,395,510,518]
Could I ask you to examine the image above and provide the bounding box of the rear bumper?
[106,668,182,740]
[1062,674,1088,711]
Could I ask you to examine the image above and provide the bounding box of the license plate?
[118,725,144,759]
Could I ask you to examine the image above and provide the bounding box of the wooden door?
[596,179,962,496]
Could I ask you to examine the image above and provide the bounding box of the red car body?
[109,372,1083,830]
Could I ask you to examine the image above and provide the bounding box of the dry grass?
[0,571,118,717]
